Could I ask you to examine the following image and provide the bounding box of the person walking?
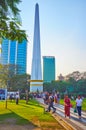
[76,95,83,119]
[57,91,60,104]
[54,92,58,105]
[15,92,20,105]
[46,93,56,113]
[43,92,49,105]
[64,95,71,118]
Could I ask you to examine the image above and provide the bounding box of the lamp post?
[25,89,28,104]
[5,92,7,109]
[5,81,8,109]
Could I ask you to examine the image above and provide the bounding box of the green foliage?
[43,78,86,97]
[76,79,86,94]
[0,64,17,88]
[0,64,30,91]
[9,74,30,92]
[43,82,52,92]
[43,80,70,94]
[82,98,86,111]
[0,0,28,43]
[0,16,27,43]
[0,0,21,17]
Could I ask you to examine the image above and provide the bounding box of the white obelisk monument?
[30,3,43,92]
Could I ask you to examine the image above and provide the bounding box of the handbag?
[74,107,77,113]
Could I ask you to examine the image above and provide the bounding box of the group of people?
[43,91,60,113]
[64,94,83,119]
[43,92,83,119]
[9,92,20,105]
[43,91,60,105]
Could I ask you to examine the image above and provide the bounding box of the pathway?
[36,98,86,130]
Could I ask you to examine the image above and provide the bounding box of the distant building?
[43,56,55,82]
[1,39,27,74]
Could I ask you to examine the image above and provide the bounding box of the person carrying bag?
[74,105,77,113]
[76,95,83,119]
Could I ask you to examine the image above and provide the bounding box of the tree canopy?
[43,79,86,97]
[0,64,30,92]
[0,0,27,43]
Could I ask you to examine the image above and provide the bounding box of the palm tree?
[0,0,27,43]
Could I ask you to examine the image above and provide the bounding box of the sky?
[19,0,86,78]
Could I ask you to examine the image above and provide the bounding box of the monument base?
[30,80,43,92]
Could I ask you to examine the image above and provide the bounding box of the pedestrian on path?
[43,92,49,105]
[57,91,60,104]
[54,92,58,105]
[64,95,71,118]
[15,92,20,105]
[46,93,56,113]
[76,95,83,119]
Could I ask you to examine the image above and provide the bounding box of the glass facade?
[9,40,16,64]
[43,56,55,82]
[1,39,9,64]
[17,40,27,74]
[1,39,27,74]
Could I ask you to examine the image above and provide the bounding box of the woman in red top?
[64,95,71,118]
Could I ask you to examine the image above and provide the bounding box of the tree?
[43,82,52,92]
[0,0,21,16]
[0,0,27,43]
[0,64,30,107]
[0,64,18,88]
[76,79,86,96]
[0,64,19,108]
[43,80,72,98]
[9,74,30,92]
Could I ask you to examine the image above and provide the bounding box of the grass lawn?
[60,98,86,111]
[0,99,65,130]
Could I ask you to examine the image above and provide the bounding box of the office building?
[1,39,27,74]
[43,56,55,82]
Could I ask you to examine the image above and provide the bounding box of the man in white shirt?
[16,92,20,105]
[76,95,83,119]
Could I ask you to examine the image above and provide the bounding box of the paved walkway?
[36,98,86,130]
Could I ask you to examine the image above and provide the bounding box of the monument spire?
[30,3,43,92]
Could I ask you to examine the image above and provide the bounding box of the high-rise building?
[30,3,43,92]
[43,56,55,82]
[1,39,27,74]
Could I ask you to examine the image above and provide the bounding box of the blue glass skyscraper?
[43,56,55,82]
[1,39,27,74]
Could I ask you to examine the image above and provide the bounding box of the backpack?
[50,96,54,102]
